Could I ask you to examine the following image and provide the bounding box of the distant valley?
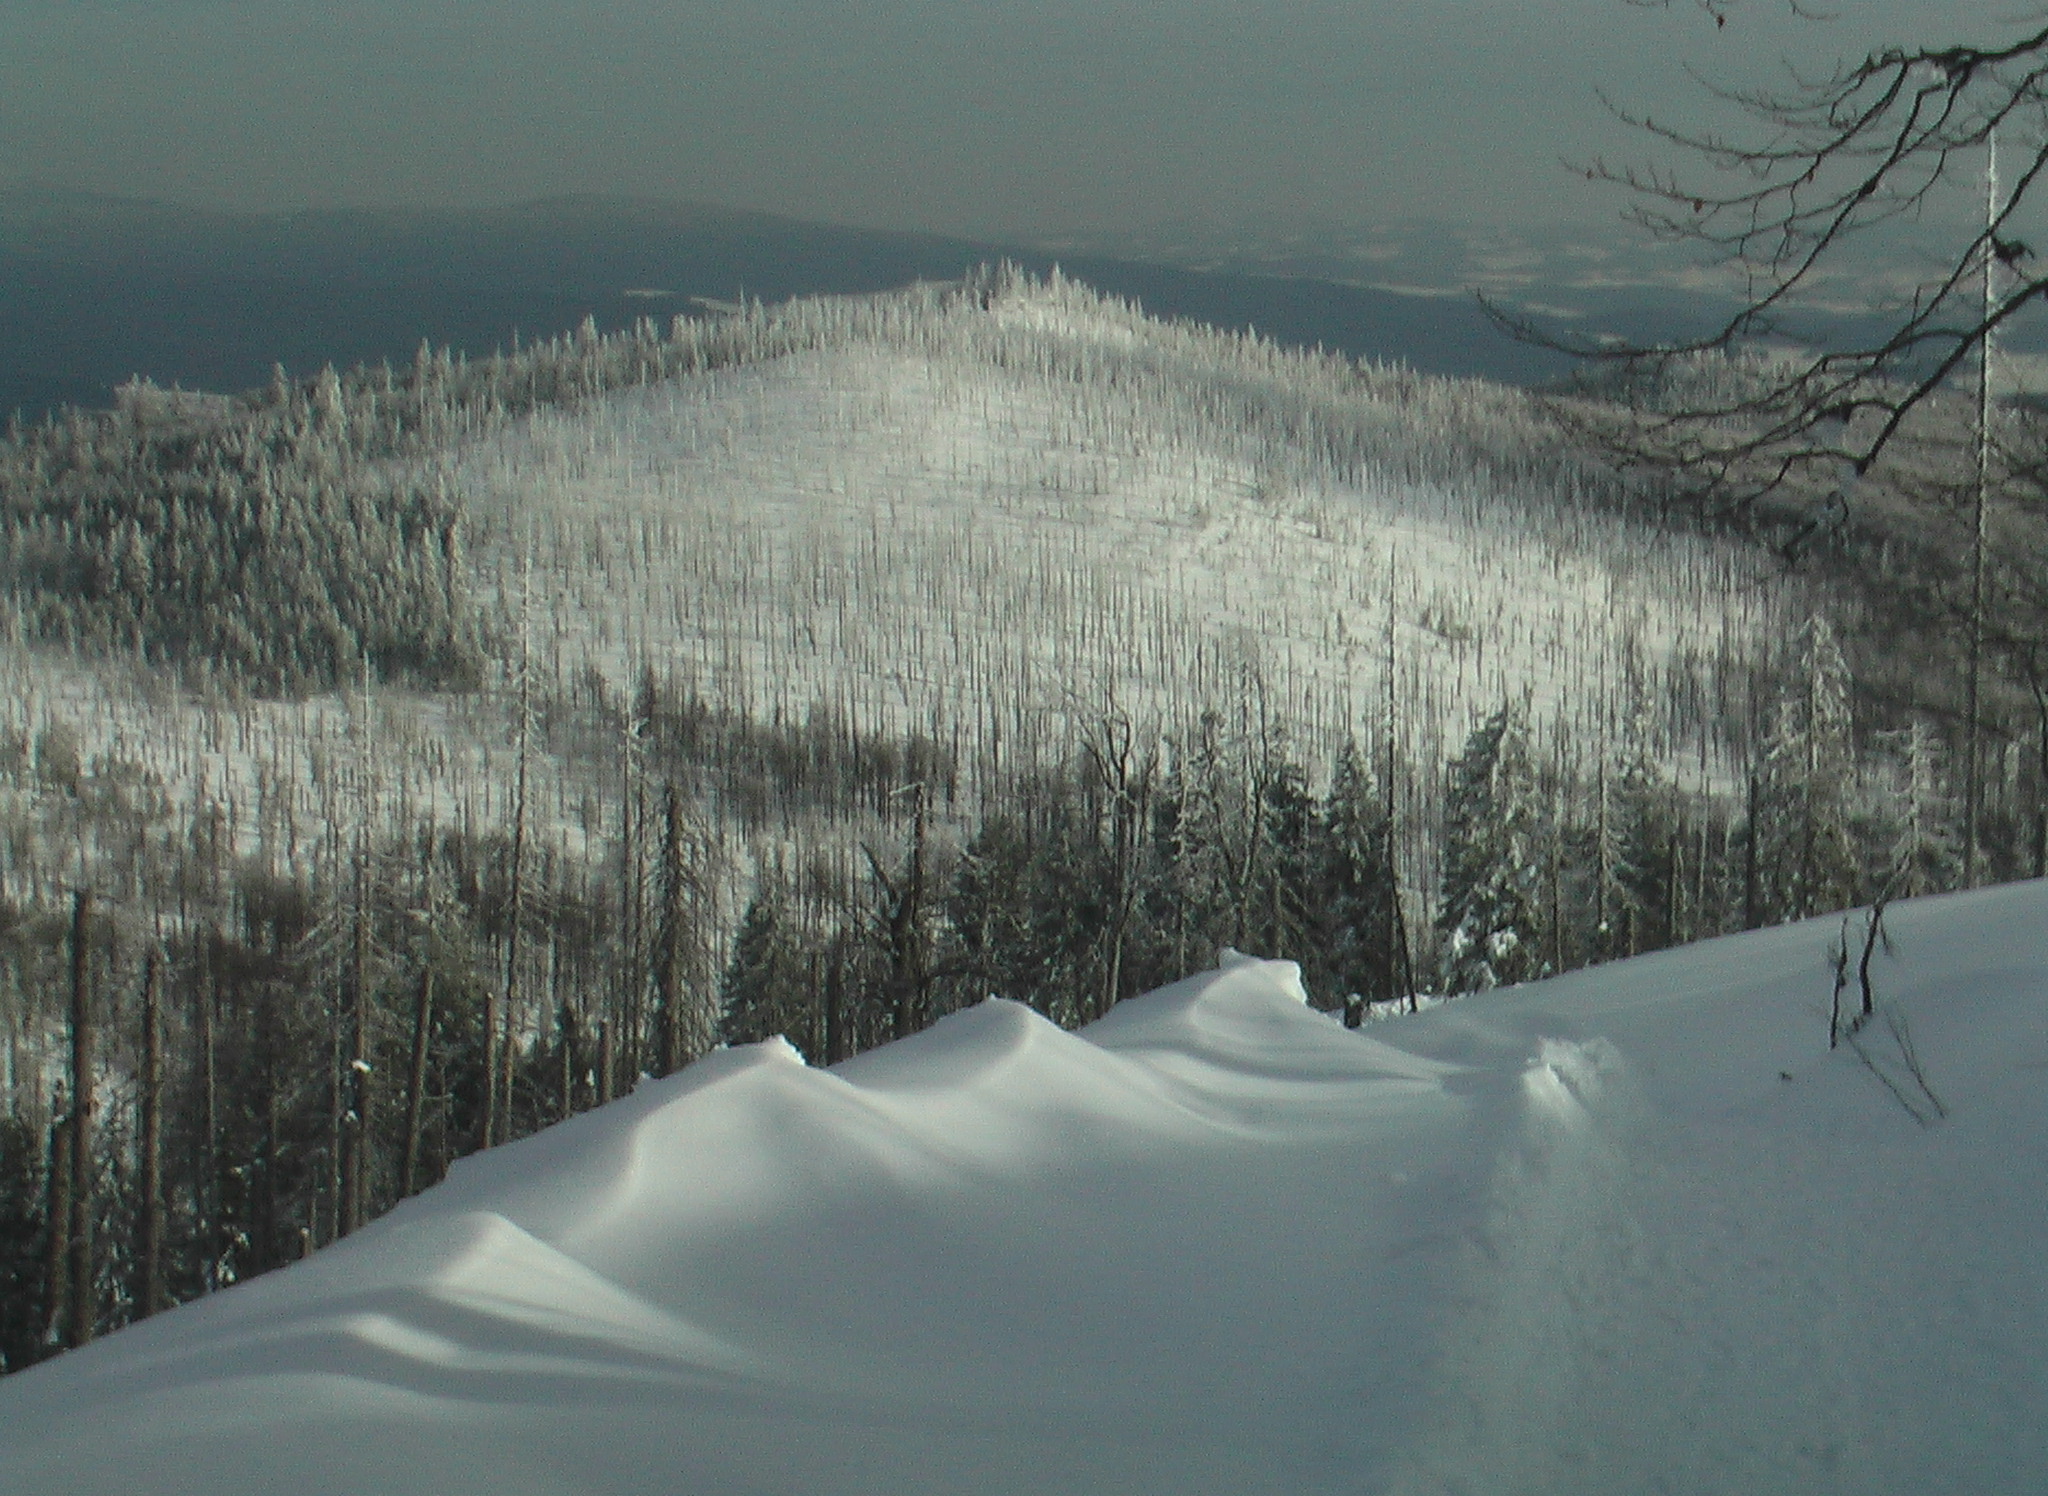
[0,189,1588,421]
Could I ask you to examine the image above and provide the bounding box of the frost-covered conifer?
[1753,616,1861,920]
[1878,717,1960,898]
[1437,705,1544,993]
[1245,747,1317,978]
[718,879,800,1051]
[1606,696,1677,958]
[1314,740,1395,1009]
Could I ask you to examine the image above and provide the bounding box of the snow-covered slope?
[4,887,2046,1495]
[453,275,1793,783]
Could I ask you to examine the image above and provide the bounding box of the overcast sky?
[0,0,1972,243]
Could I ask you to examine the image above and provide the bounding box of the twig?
[1828,914,1851,1048]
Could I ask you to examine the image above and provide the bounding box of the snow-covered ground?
[4,880,2044,1494]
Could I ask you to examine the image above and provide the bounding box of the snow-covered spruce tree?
[861,786,944,1042]
[1877,717,1961,898]
[1606,697,1680,960]
[717,871,804,1052]
[1753,617,1861,922]
[1437,704,1545,994]
[1242,746,1319,994]
[1313,740,1398,1018]
[1169,709,1262,955]
[939,771,1121,1027]
[943,809,1042,1009]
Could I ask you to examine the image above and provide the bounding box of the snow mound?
[5,897,2048,1494]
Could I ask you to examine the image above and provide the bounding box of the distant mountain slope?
[448,269,1790,801]
[3,884,2042,1495]
[0,189,1573,419]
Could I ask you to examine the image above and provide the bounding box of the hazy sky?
[0,0,1966,242]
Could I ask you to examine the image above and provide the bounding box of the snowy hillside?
[4,881,2043,1495]
[453,270,1792,788]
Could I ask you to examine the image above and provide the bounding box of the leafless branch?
[1508,15,2048,515]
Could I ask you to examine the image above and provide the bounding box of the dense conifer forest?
[1,268,2042,1369]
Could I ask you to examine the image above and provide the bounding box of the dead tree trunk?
[654,783,688,1077]
[42,1108,70,1352]
[197,937,219,1291]
[1084,714,1154,1022]
[557,999,577,1122]
[137,948,165,1320]
[401,966,434,1198]
[824,935,847,1065]
[1743,770,1763,931]
[340,850,372,1237]
[66,889,93,1349]
[488,559,535,1148]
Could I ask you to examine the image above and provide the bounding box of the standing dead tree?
[1080,708,1158,1023]
[1829,896,1892,1050]
[65,890,93,1350]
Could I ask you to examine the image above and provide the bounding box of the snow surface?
[4,887,2047,1494]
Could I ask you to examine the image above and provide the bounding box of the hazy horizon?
[1,0,1961,251]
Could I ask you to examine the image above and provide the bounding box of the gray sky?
[0,0,1967,243]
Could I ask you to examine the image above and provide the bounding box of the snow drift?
[4,888,2047,1494]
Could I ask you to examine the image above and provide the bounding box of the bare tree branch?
[1507,14,2048,516]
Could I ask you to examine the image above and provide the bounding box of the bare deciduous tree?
[1506,9,2048,514]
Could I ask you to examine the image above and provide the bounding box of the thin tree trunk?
[1743,771,1763,930]
[325,969,342,1247]
[1393,880,1417,1014]
[489,556,535,1148]
[482,930,501,1153]
[1965,131,2000,887]
[497,980,520,1145]
[198,941,219,1291]
[341,848,371,1237]
[1594,754,1611,945]
[1381,596,1412,1011]
[137,948,165,1320]
[402,967,434,1198]
[620,702,646,1091]
[824,936,846,1064]
[2032,678,2048,880]
[655,783,686,1076]
[260,988,282,1268]
[344,656,376,1231]
[557,999,576,1123]
[43,1112,71,1352]
[497,735,530,1145]
[66,889,93,1349]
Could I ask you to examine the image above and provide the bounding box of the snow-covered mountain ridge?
[3,881,2042,1495]
[450,269,1789,788]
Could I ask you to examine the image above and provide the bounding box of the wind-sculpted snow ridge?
[5,885,2048,1495]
